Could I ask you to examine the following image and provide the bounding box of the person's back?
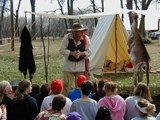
[67,75,87,101]
[67,88,81,101]
[125,82,152,120]
[70,81,98,120]
[35,94,66,120]
[36,83,50,111]
[12,92,38,120]
[92,79,107,102]
[11,80,38,120]
[125,95,141,120]
[35,110,66,120]
[71,98,98,119]
[98,81,126,120]
[40,79,72,116]
[41,94,72,115]
[131,98,156,120]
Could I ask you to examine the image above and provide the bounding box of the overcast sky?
[13,0,122,16]
[12,0,159,30]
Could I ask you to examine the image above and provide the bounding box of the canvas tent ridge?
[89,14,132,75]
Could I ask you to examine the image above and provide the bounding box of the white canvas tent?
[89,15,131,74]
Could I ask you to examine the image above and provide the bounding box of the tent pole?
[115,15,118,74]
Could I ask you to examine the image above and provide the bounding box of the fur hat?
[67,112,82,120]
[67,23,87,32]
[50,79,63,92]
[76,75,87,87]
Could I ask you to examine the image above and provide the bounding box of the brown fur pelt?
[127,12,150,85]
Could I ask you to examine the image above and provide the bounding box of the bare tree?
[126,0,152,38]
[127,0,133,27]
[133,0,139,9]
[0,0,7,44]
[120,0,124,21]
[139,0,152,38]
[101,0,104,12]
[30,0,36,40]
[15,0,22,37]
[67,0,74,27]
[90,0,98,25]
[57,0,68,30]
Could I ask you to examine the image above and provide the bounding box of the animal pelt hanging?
[19,26,36,81]
[127,12,150,86]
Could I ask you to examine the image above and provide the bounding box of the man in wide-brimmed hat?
[60,23,91,96]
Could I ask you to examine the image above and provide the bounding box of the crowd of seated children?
[1,74,160,120]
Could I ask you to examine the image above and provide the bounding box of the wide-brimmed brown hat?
[67,23,87,32]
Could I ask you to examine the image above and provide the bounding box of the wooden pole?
[115,15,118,74]
[10,0,14,51]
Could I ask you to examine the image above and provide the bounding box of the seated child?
[67,112,81,120]
[95,106,112,120]
[70,80,98,120]
[35,94,66,120]
[131,98,156,120]
[67,75,87,101]
[92,79,108,102]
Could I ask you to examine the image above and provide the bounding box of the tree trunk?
[120,0,124,22]
[90,0,97,25]
[57,0,68,30]
[158,19,160,30]
[127,0,133,29]
[30,0,36,40]
[139,0,152,38]
[101,0,104,12]
[0,0,7,44]
[139,15,145,37]
[133,0,139,9]
[15,0,22,37]
[40,16,43,40]
[67,0,74,28]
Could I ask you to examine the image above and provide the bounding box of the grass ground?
[0,38,160,96]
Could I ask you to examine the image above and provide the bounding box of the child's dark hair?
[81,80,93,96]
[52,94,66,111]
[95,106,112,120]
[40,83,50,95]
[98,80,107,91]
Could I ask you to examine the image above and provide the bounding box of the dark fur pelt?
[19,26,36,80]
